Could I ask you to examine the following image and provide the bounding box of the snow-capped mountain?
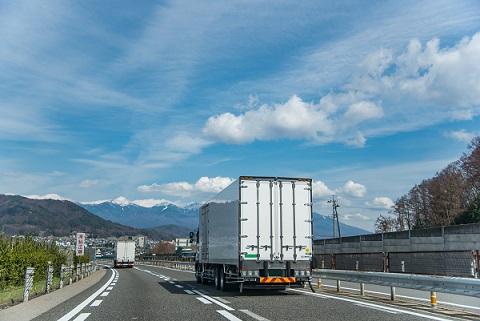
[80,197,368,237]
[80,197,199,229]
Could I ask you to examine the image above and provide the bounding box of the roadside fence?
[21,261,97,303]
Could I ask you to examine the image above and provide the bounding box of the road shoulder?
[0,269,106,321]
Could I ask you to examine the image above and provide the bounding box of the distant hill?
[80,198,368,238]
[0,195,189,240]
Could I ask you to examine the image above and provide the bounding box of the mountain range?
[80,198,369,238]
[0,195,190,239]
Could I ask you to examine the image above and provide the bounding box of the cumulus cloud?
[312,180,334,198]
[79,179,99,188]
[339,180,367,198]
[367,196,394,209]
[444,130,477,143]
[342,213,370,221]
[203,95,383,145]
[138,176,234,197]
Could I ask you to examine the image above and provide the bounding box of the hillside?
[0,195,189,240]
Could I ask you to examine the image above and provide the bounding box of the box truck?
[114,240,136,268]
[194,176,314,293]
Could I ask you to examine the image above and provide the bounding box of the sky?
[1,0,480,231]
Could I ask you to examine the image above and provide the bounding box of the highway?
[31,264,477,321]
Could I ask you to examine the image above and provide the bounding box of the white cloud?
[312,180,334,198]
[138,176,234,197]
[339,180,367,198]
[367,196,394,209]
[342,212,370,221]
[445,130,477,143]
[79,179,99,188]
[203,95,383,145]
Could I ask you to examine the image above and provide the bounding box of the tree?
[374,215,397,233]
[152,241,175,255]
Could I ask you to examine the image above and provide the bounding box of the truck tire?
[219,267,226,291]
[196,274,202,284]
[214,267,220,290]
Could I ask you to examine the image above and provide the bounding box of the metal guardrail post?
[390,286,396,301]
[70,264,74,285]
[24,267,35,302]
[76,264,80,282]
[81,263,86,279]
[356,261,365,296]
[336,280,341,292]
[60,264,66,289]
[46,261,53,293]
[401,261,405,273]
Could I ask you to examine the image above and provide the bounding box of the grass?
[0,276,61,307]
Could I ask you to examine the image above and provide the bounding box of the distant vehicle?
[114,240,136,268]
[194,176,314,293]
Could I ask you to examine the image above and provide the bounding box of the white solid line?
[239,309,270,321]
[90,300,103,307]
[355,303,398,314]
[184,289,194,295]
[100,292,110,297]
[72,313,91,321]
[289,289,456,321]
[107,286,113,290]
[217,310,243,321]
[57,269,116,321]
[137,263,195,274]
[321,284,480,311]
[196,297,212,304]
[192,290,234,311]
[213,297,231,304]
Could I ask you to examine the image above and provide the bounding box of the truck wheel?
[219,268,226,291]
[214,267,220,290]
[196,274,202,284]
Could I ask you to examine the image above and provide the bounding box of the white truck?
[114,240,136,268]
[194,176,314,293]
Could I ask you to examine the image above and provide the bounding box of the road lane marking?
[57,269,116,321]
[175,284,184,288]
[184,289,194,295]
[196,297,212,304]
[239,309,270,321]
[168,281,175,284]
[355,303,398,314]
[100,292,110,297]
[192,290,234,311]
[107,286,113,290]
[90,300,103,307]
[137,263,195,274]
[289,289,456,321]
[213,297,231,304]
[217,310,242,321]
[72,313,91,321]
[320,284,480,311]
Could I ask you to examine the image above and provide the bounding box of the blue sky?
[1,0,480,230]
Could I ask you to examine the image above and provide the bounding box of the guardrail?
[314,269,480,307]
[139,260,195,271]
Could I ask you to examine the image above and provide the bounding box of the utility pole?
[328,195,341,239]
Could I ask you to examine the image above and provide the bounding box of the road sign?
[76,233,86,256]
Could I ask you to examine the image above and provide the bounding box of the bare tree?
[152,241,175,255]
[375,214,397,233]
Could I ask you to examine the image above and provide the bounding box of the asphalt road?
[33,264,476,321]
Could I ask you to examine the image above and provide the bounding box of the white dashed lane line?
[72,313,91,321]
[196,297,212,304]
[100,292,110,297]
[192,290,234,311]
[217,310,242,321]
[239,309,270,321]
[90,300,103,307]
[213,297,231,304]
[184,289,194,295]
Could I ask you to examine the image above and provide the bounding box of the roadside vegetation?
[0,236,66,305]
[376,137,480,232]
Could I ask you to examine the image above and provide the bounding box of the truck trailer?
[194,176,314,293]
[114,240,136,268]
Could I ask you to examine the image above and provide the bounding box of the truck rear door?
[240,178,313,262]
